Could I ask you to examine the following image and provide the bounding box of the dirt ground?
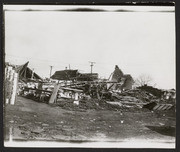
[4,96,175,145]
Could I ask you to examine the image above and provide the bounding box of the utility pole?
[89,61,95,74]
[50,66,53,78]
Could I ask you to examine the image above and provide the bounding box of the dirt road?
[4,96,175,146]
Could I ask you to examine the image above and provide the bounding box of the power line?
[6,54,113,73]
[6,54,100,67]
[6,54,118,67]
[6,54,69,64]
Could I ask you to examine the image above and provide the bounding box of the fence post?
[5,67,12,104]
[10,72,18,105]
[6,66,11,80]
[9,68,14,82]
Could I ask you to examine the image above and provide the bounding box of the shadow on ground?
[146,125,175,137]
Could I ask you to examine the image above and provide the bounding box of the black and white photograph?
[3,4,176,148]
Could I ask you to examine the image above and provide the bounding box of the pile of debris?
[105,86,175,111]
[14,62,175,112]
[137,85,164,98]
[112,89,155,103]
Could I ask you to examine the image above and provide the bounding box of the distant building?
[76,73,98,81]
[51,70,78,81]
[51,69,98,81]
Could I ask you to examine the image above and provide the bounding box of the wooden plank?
[49,84,61,104]
[162,105,168,110]
[156,105,165,110]
[61,87,83,93]
[163,105,169,110]
[24,87,52,93]
[166,105,172,110]
[120,101,146,105]
[153,104,173,111]
[62,81,118,88]
[153,105,159,110]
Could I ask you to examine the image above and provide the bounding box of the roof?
[51,70,78,80]
[76,73,98,81]
[123,74,134,82]
[111,65,124,82]
[6,61,42,81]
[17,62,42,81]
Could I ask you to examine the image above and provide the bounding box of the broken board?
[143,102,173,111]
[49,84,61,104]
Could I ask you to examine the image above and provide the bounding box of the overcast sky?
[4,5,175,89]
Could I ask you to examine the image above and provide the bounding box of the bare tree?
[135,74,153,87]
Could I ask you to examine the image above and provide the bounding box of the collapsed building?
[109,65,134,91]
[5,61,42,82]
[4,61,42,104]
[17,61,42,82]
[5,62,175,111]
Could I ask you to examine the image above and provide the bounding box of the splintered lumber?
[62,81,118,87]
[107,83,115,91]
[61,87,84,93]
[143,102,173,111]
[24,87,52,93]
[62,82,86,87]
[49,84,61,104]
[153,104,173,110]
[106,101,122,106]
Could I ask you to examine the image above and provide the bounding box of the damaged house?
[5,61,42,82]
[110,65,134,91]
[16,61,42,82]
[51,69,78,81]
[4,61,43,104]
[51,69,98,82]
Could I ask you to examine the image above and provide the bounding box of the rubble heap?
[114,89,155,103]
[137,85,163,98]
[15,63,175,111]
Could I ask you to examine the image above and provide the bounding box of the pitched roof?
[51,70,78,80]
[17,62,42,81]
[6,61,42,81]
[76,73,98,81]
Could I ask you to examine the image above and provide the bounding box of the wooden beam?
[49,83,61,104]
[24,88,52,93]
[61,87,83,93]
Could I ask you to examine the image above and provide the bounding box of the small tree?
[135,74,153,87]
